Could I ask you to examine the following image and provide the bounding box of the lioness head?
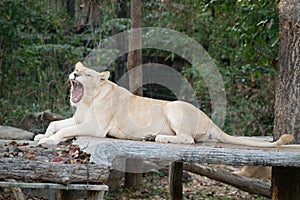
[69,62,110,105]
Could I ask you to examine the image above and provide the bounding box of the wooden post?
[169,162,183,200]
[272,0,300,199]
[87,191,106,200]
[58,190,73,200]
[272,167,300,200]
[124,158,143,189]
[126,0,143,96]
[112,0,129,82]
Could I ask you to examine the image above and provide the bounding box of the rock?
[0,126,35,140]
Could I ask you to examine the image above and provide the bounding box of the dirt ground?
[106,168,269,200]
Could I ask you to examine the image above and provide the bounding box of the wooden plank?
[0,182,108,191]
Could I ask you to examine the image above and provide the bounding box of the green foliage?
[207,0,278,136]
[0,0,279,137]
[143,0,278,136]
[1,44,86,126]
[0,0,85,127]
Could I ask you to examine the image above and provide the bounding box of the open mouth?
[70,80,84,103]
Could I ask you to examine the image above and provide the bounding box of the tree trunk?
[126,0,143,95]
[124,0,143,189]
[112,0,128,82]
[272,0,300,199]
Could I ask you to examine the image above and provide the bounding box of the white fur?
[35,62,293,147]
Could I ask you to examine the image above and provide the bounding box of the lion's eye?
[85,73,92,77]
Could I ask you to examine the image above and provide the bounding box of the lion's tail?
[215,128,294,147]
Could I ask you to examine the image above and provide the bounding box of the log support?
[271,167,300,200]
[169,162,183,200]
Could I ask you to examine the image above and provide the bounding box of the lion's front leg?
[34,118,76,142]
[38,126,77,145]
[39,128,73,144]
[38,121,108,145]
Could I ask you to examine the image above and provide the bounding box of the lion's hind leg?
[158,101,196,144]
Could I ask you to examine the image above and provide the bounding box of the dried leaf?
[53,157,62,162]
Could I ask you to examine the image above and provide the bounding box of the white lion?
[35,62,293,146]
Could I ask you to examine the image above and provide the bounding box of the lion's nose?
[69,72,78,80]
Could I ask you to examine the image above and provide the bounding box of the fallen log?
[0,157,109,184]
[183,163,271,198]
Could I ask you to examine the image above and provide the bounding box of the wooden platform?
[0,137,299,199]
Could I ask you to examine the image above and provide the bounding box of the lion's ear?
[100,71,110,80]
[75,62,84,70]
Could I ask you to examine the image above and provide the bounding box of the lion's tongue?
[72,82,84,103]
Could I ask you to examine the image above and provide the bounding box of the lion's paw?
[155,135,195,144]
[38,137,60,145]
[155,135,170,143]
[34,134,47,141]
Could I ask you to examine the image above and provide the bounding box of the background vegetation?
[0,0,278,136]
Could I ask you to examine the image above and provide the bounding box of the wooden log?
[0,126,34,140]
[183,163,271,198]
[169,162,183,200]
[0,158,109,184]
[75,137,300,167]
